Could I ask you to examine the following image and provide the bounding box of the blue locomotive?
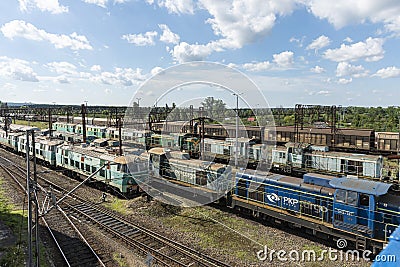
[231,171,400,253]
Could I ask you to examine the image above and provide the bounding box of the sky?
[0,0,400,108]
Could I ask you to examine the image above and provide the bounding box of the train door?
[347,160,363,176]
[333,189,358,230]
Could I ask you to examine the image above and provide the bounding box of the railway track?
[0,150,231,267]
[66,201,230,267]
[0,158,107,267]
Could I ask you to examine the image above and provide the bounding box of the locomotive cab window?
[336,189,346,203]
[335,189,358,206]
[117,164,127,173]
[346,191,358,206]
[359,194,369,206]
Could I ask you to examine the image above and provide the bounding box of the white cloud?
[306,89,330,96]
[155,0,195,14]
[273,51,294,68]
[323,37,384,62]
[343,37,353,43]
[199,0,300,49]
[104,88,113,94]
[90,65,102,72]
[316,90,330,95]
[90,67,146,86]
[227,63,237,69]
[82,0,129,7]
[242,61,272,72]
[373,66,400,78]
[306,35,331,52]
[122,31,158,46]
[0,56,39,82]
[336,62,368,78]
[1,20,92,50]
[83,0,108,8]
[306,0,400,34]
[337,78,352,84]
[159,24,180,44]
[46,61,77,75]
[241,51,294,71]
[151,66,163,76]
[289,36,306,47]
[310,65,325,73]
[18,0,68,14]
[170,41,221,62]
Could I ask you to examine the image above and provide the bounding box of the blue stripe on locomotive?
[235,172,334,222]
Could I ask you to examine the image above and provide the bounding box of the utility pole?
[31,131,40,267]
[81,104,87,143]
[26,130,40,266]
[4,114,9,138]
[48,108,52,137]
[84,101,88,124]
[118,117,123,156]
[26,131,32,266]
[233,93,243,167]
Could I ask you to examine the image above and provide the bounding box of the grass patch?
[113,252,128,267]
[103,198,129,215]
[140,201,182,217]
[14,119,49,130]
[0,178,49,267]
[160,205,272,262]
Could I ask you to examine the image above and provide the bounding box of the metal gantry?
[293,104,339,146]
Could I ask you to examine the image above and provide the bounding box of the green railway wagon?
[56,143,147,196]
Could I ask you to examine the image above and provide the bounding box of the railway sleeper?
[122,228,139,236]
[103,221,124,228]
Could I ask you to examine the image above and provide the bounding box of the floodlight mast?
[233,93,243,168]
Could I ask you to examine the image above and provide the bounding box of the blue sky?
[0,0,400,108]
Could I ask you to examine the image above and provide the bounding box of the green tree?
[201,97,227,119]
